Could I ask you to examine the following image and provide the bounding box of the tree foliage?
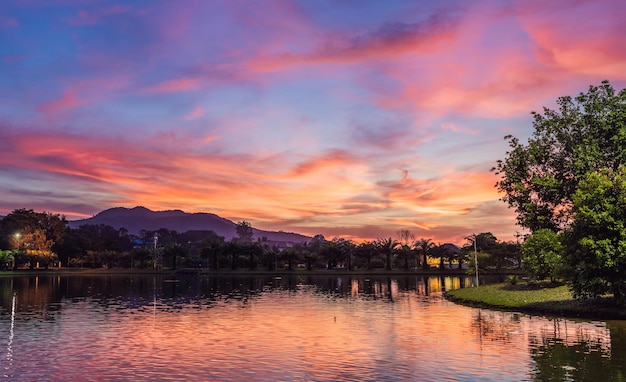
[376,237,398,271]
[494,81,626,305]
[235,221,254,243]
[564,166,626,305]
[414,238,434,269]
[521,229,563,282]
[493,81,626,232]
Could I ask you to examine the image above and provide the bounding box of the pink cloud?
[247,11,460,72]
[517,0,626,78]
[184,106,204,120]
[147,77,201,93]
[441,122,479,135]
[36,89,84,115]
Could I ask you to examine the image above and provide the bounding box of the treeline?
[0,208,522,272]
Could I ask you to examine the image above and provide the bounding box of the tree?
[320,240,341,269]
[564,167,626,305]
[376,237,398,271]
[302,249,317,271]
[236,221,254,243]
[281,247,300,270]
[131,247,151,269]
[431,243,458,270]
[224,241,241,270]
[355,241,376,270]
[1,209,67,253]
[332,238,356,270]
[200,235,225,270]
[397,230,415,270]
[234,241,263,270]
[415,238,434,269]
[0,250,14,270]
[468,232,514,272]
[521,229,564,282]
[163,243,188,270]
[493,81,626,232]
[397,230,414,247]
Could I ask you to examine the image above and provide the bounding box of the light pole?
[12,233,21,270]
[153,233,159,270]
[14,233,20,251]
[473,234,479,287]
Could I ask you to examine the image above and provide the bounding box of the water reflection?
[529,320,626,381]
[0,274,624,381]
[468,309,626,381]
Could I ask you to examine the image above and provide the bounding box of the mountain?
[68,206,311,243]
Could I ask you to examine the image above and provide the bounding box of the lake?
[1,274,625,381]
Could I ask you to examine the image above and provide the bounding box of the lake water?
[1,274,625,381]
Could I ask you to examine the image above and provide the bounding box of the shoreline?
[0,267,478,277]
[444,282,626,321]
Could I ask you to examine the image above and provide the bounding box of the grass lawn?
[445,282,626,320]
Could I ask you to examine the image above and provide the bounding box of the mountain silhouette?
[68,206,310,243]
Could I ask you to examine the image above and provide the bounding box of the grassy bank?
[445,282,626,320]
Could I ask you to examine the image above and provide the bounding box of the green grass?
[445,282,626,320]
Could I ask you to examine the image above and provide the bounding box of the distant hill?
[68,206,311,243]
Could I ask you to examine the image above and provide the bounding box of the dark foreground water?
[1,274,625,381]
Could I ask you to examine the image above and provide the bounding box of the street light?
[473,234,479,287]
[14,233,20,251]
[153,233,159,270]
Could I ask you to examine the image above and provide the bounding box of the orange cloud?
[287,149,361,177]
[379,168,501,216]
[2,123,520,243]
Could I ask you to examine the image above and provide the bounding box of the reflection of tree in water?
[470,310,522,344]
[0,277,61,321]
[468,310,626,380]
[529,320,626,381]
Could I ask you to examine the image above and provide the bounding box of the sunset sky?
[1,0,625,244]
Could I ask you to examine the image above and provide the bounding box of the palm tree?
[415,238,434,270]
[431,243,453,270]
[356,241,376,269]
[376,237,399,271]
[397,244,413,270]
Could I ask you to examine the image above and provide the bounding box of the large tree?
[564,166,626,305]
[1,209,66,268]
[494,81,626,305]
[493,81,626,232]
[1,209,67,250]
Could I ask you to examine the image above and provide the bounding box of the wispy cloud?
[184,106,204,120]
[1,0,624,244]
[248,10,461,72]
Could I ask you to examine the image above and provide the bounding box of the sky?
[1,0,625,245]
